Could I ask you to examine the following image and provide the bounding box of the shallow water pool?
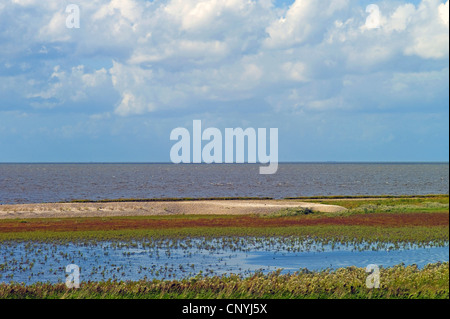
[0,238,448,284]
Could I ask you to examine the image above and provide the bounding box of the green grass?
[295,195,449,211]
[1,262,447,299]
[285,194,448,200]
[262,207,316,217]
[1,225,448,247]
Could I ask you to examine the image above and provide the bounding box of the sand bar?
[0,200,347,219]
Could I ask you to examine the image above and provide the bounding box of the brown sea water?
[0,163,448,204]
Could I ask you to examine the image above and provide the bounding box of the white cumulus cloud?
[0,0,448,117]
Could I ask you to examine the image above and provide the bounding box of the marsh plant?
[0,262,447,299]
[0,237,448,284]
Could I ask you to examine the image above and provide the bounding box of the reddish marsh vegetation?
[0,212,447,233]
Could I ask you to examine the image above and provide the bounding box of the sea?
[0,163,448,204]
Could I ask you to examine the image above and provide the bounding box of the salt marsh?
[1,238,448,284]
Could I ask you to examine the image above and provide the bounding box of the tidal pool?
[0,238,448,284]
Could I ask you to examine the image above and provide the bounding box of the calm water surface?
[0,163,448,204]
[0,239,448,284]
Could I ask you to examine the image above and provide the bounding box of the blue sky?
[0,0,448,162]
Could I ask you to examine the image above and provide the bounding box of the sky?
[0,0,448,163]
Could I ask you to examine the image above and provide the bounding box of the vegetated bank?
[0,262,448,299]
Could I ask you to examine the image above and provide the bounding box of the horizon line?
[0,161,448,164]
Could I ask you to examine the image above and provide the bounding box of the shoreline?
[0,195,448,220]
[0,195,448,242]
[0,199,347,220]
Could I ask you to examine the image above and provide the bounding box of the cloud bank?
[0,0,448,162]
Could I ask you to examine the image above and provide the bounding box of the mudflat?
[0,200,346,219]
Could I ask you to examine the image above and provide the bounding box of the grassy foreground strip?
[1,262,447,299]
